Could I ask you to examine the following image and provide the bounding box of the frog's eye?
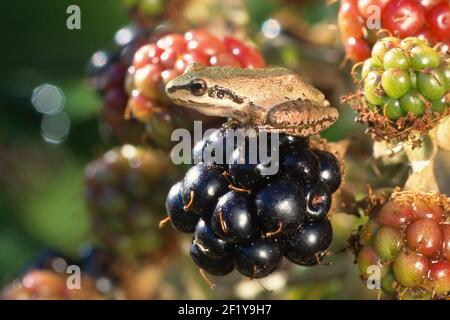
[190,79,207,96]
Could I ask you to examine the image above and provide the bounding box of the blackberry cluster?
[351,35,449,143]
[356,191,450,299]
[338,0,450,62]
[165,126,341,279]
[85,145,178,261]
[86,25,149,144]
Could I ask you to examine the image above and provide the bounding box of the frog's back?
[196,66,293,80]
[210,67,327,108]
[191,66,328,108]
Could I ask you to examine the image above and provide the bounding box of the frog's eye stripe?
[166,79,208,96]
[207,85,245,104]
[166,83,192,93]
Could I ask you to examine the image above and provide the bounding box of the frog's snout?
[165,80,175,96]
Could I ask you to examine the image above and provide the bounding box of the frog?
[165,63,339,136]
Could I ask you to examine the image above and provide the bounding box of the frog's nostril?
[166,85,175,94]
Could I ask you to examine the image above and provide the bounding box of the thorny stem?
[251,264,257,280]
[339,56,350,69]
[351,61,364,79]
[397,287,409,299]
[256,279,273,292]
[124,103,132,120]
[315,251,332,266]
[376,29,393,39]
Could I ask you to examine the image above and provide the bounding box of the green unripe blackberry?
[352,36,449,144]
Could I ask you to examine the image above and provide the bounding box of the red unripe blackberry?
[86,26,148,144]
[127,29,265,115]
[393,251,430,287]
[357,245,389,278]
[377,198,413,229]
[429,260,450,294]
[125,29,265,148]
[441,224,450,260]
[338,0,449,62]
[355,191,450,299]
[406,218,443,257]
[427,2,450,42]
[411,198,444,222]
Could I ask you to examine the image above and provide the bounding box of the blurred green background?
[0,0,131,285]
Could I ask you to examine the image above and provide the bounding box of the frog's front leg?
[264,100,339,137]
[223,118,242,129]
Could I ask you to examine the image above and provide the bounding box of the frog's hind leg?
[265,100,338,137]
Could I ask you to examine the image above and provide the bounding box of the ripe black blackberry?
[164,125,342,282]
